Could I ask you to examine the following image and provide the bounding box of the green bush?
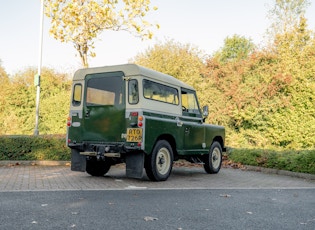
[228,148,315,174]
[0,135,71,161]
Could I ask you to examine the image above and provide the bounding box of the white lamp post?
[34,0,44,136]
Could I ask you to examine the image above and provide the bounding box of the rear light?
[129,112,144,128]
[67,117,71,127]
[138,115,143,127]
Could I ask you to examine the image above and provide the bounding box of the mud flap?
[71,149,86,172]
[126,152,144,179]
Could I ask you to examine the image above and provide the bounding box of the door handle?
[85,109,90,117]
[185,127,190,134]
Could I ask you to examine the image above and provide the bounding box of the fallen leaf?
[144,216,158,221]
[220,194,231,198]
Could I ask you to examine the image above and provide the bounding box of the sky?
[1,0,315,76]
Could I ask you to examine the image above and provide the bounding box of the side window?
[72,84,82,106]
[181,89,201,117]
[128,79,139,104]
[143,79,179,105]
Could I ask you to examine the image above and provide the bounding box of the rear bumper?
[68,142,142,155]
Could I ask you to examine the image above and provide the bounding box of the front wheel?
[86,157,111,177]
[203,141,222,174]
[145,140,173,181]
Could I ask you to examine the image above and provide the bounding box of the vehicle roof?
[73,64,194,90]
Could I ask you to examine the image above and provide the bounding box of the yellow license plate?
[126,128,143,142]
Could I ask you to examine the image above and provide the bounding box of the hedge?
[1,135,314,175]
[227,148,315,174]
[0,135,70,161]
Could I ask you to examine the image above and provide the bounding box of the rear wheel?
[86,157,111,177]
[203,141,222,174]
[145,140,173,181]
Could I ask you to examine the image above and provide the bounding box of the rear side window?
[86,72,124,106]
[72,84,82,106]
[143,79,179,105]
[128,79,139,104]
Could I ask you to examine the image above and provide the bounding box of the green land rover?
[67,64,225,181]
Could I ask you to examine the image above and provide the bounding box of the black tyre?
[203,141,222,174]
[145,140,173,181]
[86,157,111,177]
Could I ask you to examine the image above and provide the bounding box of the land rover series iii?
[67,64,225,181]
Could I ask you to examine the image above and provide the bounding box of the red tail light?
[138,115,143,127]
[67,117,71,127]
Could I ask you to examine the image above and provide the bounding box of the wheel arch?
[212,136,225,152]
[154,134,177,159]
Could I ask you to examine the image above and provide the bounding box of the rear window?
[86,72,124,106]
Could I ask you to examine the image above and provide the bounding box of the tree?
[0,60,8,84]
[213,34,255,63]
[267,0,310,36]
[0,67,71,135]
[132,39,205,86]
[271,18,315,149]
[0,61,10,133]
[44,0,158,67]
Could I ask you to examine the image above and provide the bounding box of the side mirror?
[202,105,209,118]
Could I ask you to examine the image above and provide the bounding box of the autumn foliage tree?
[1,0,315,151]
[0,62,9,133]
[0,68,71,135]
[201,0,315,149]
[267,0,310,36]
[44,0,158,67]
[132,39,205,86]
[213,34,255,63]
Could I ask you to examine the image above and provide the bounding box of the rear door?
[82,71,126,142]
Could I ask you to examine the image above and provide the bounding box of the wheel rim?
[156,147,171,175]
[211,147,221,169]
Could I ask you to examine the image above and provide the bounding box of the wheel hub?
[158,156,165,165]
